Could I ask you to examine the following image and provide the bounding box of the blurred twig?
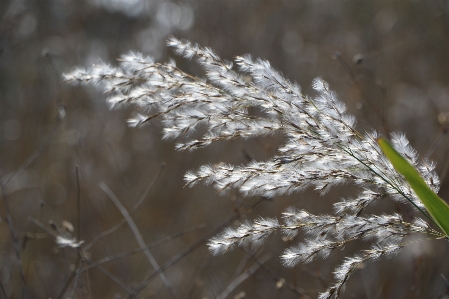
[440,157,449,184]
[80,223,206,273]
[242,248,306,298]
[69,262,83,299]
[24,197,44,285]
[425,98,448,160]
[229,249,253,283]
[83,163,165,251]
[100,182,180,299]
[4,52,65,190]
[33,263,50,298]
[131,197,267,298]
[435,274,449,299]
[106,138,132,186]
[0,281,8,299]
[0,176,29,299]
[425,130,448,160]
[66,167,84,299]
[29,216,139,298]
[83,257,140,297]
[131,210,240,298]
[333,52,389,134]
[56,166,83,299]
[4,111,63,189]
[216,253,271,299]
[76,166,81,242]
[186,255,212,299]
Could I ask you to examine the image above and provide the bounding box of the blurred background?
[2,0,449,298]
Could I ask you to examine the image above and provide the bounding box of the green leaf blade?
[378,138,449,237]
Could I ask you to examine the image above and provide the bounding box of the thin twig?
[25,198,44,284]
[83,163,165,251]
[76,166,81,242]
[229,250,253,283]
[300,266,327,289]
[242,248,306,298]
[79,224,205,273]
[425,129,448,160]
[28,218,58,238]
[105,139,132,186]
[435,274,449,299]
[131,211,241,298]
[55,250,82,299]
[186,256,212,299]
[56,166,83,299]
[46,52,63,107]
[333,53,383,124]
[100,182,180,299]
[84,255,142,298]
[68,167,83,299]
[4,108,64,189]
[0,176,29,299]
[8,53,64,294]
[425,97,448,160]
[0,281,9,299]
[30,216,132,299]
[131,163,166,211]
[33,263,51,298]
[69,260,84,299]
[131,197,267,298]
[5,52,65,189]
[216,253,271,299]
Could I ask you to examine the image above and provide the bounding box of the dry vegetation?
[2,1,449,298]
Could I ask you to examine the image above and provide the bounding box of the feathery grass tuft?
[64,37,446,298]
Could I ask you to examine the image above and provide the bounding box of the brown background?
[2,1,449,298]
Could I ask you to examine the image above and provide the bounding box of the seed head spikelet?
[64,37,444,298]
